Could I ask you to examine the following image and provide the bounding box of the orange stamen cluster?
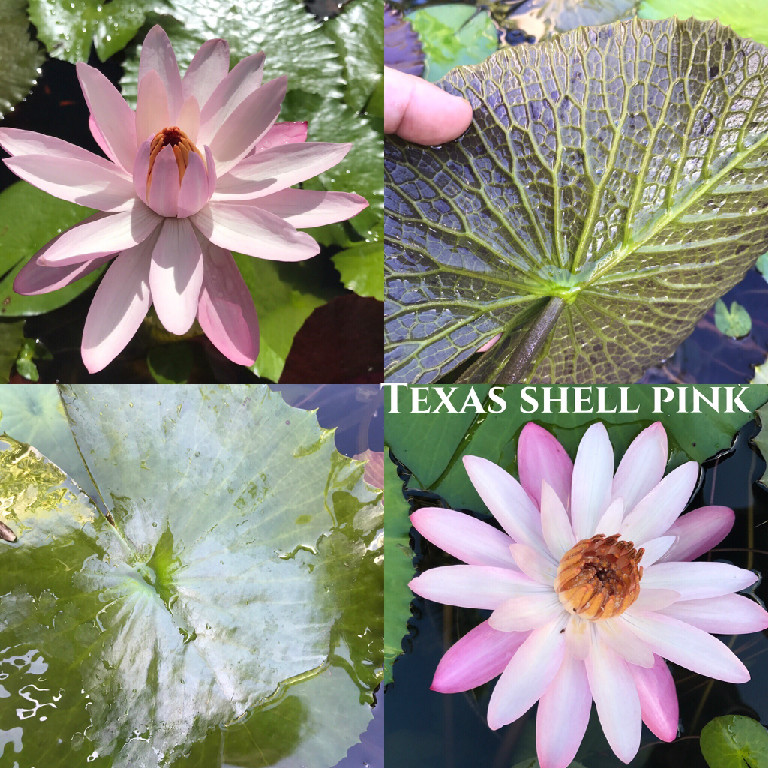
[146,127,203,197]
[555,534,643,620]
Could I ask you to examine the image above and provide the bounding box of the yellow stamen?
[146,127,203,198]
[554,534,643,620]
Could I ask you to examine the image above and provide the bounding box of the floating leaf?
[757,252,768,279]
[639,0,768,47]
[700,715,768,768]
[384,18,768,384]
[509,0,640,40]
[0,0,44,117]
[753,357,768,382]
[754,400,768,486]
[0,320,25,383]
[384,4,425,76]
[406,5,498,83]
[0,182,102,317]
[715,299,752,338]
[0,386,382,767]
[28,0,155,63]
[385,385,768,513]
[333,240,385,300]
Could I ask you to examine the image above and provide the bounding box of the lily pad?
[0,0,44,117]
[384,18,768,384]
[754,400,768,485]
[714,299,752,338]
[0,319,25,383]
[29,0,155,63]
[0,386,382,767]
[700,715,768,768]
[384,5,425,77]
[639,0,768,47]
[509,0,640,40]
[333,240,385,301]
[406,5,498,83]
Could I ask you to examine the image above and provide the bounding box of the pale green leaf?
[754,401,768,485]
[384,18,768,384]
[714,299,752,338]
[757,251,768,279]
[752,357,768,383]
[700,715,768,768]
[333,240,384,300]
[0,0,43,117]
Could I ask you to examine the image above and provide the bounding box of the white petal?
[639,536,676,566]
[409,565,546,610]
[632,588,680,612]
[621,610,750,683]
[489,591,563,632]
[182,37,230,111]
[462,455,544,548]
[253,189,368,228]
[540,480,576,561]
[138,25,183,120]
[642,561,757,600]
[487,619,567,730]
[585,638,641,764]
[596,618,655,668]
[510,542,557,586]
[565,617,595,660]
[571,423,614,540]
[612,422,668,512]
[136,70,170,144]
[661,594,768,634]
[620,461,699,544]
[593,497,625,536]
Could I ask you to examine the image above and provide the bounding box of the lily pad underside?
[385,18,768,384]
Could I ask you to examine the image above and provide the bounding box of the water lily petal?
[631,588,679,611]
[139,25,183,121]
[177,94,201,145]
[196,241,259,366]
[585,638,641,764]
[489,591,563,632]
[510,542,557,585]
[136,70,170,145]
[252,122,308,153]
[149,219,204,334]
[81,238,154,373]
[597,617,655,668]
[410,507,517,568]
[192,201,319,262]
[660,506,735,563]
[536,654,591,768]
[213,142,353,200]
[178,151,213,219]
[620,461,699,544]
[432,620,527,693]
[642,561,757,600]
[540,480,576,560]
[612,422,668,513]
[198,52,266,146]
[571,423,614,540]
[208,76,287,175]
[518,422,573,509]
[89,115,112,161]
[4,153,134,212]
[487,619,566,730]
[638,536,676,566]
[629,655,679,742]
[593,497,624,537]
[182,37,230,111]
[622,610,750,683]
[463,455,544,548]
[76,62,137,172]
[409,565,546,610]
[661,594,768,634]
[253,189,368,228]
[147,145,180,218]
[133,138,151,206]
[38,203,160,266]
[15,252,111,295]
[565,616,595,660]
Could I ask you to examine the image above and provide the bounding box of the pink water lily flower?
[410,422,768,768]
[0,25,367,373]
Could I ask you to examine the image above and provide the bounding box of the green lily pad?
[757,252,768,279]
[235,255,332,383]
[0,320,25,383]
[383,451,412,685]
[384,18,768,384]
[714,299,752,338]
[29,0,155,63]
[406,5,498,83]
[0,385,382,768]
[754,400,768,485]
[0,182,103,317]
[701,715,768,768]
[385,384,768,519]
[639,0,768,47]
[0,0,44,118]
[333,240,384,301]
[509,0,640,40]
[753,357,768,383]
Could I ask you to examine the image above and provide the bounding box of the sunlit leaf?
[28,0,156,63]
[333,240,384,300]
[385,18,768,384]
[700,715,768,768]
[0,386,382,767]
[754,400,768,485]
[0,0,44,118]
[714,299,752,338]
[509,0,639,40]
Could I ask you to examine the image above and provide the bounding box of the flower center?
[554,534,643,620]
[146,126,203,197]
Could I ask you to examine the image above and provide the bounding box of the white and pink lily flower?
[410,422,768,768]
[0,25,367,373]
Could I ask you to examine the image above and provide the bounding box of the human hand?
[384,66,473,145]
